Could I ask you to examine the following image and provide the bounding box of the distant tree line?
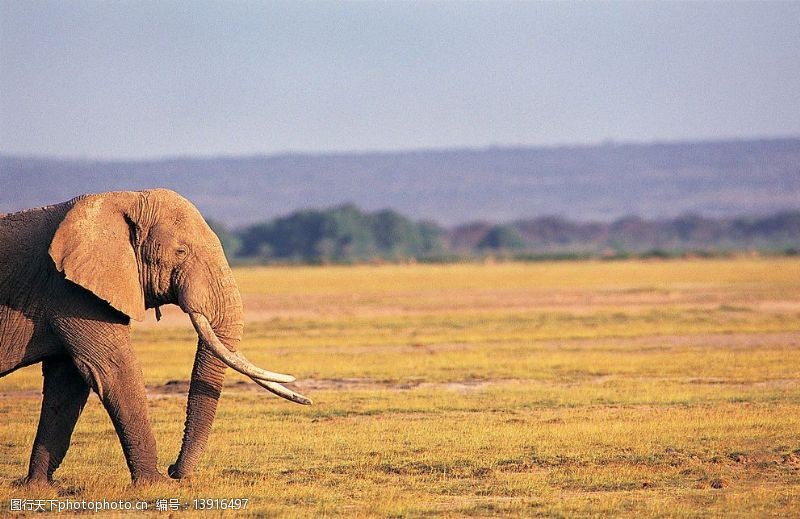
[207,207,800,263]
[208,204,443,263]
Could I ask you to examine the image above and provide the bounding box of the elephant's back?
[0,200,72,239]
[0,201,73,301]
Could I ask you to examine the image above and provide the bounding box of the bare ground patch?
[145,377,502,398]
[141,372,800,400]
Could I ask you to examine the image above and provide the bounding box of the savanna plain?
[2,259,800,517]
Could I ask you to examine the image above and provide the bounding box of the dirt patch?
[294,377,418,390]
[145,376,504,397]
[142,371,800,399]
[154,379,190,393]
[0,389,41,399]
[420,380,496,392]
[294,377,496,392]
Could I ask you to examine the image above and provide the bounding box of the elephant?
[0,189,311,485]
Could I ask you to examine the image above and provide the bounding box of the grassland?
[2,259,800,517]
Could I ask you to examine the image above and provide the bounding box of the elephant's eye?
[176,247,188,258]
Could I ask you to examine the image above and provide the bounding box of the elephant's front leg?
[94,354,168,485]
[25,357,90,485]
[53,314,167,485]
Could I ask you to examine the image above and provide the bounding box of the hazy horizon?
[4,134,800,163]
[3,1,800,160]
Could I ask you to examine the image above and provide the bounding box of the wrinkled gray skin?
[0,189,260,485]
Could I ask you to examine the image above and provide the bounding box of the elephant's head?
[48,189,310,479]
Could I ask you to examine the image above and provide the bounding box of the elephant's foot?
[14,474,84,497]
[12,475,55,488]
[131,471,172,487]
[167,463,192,480]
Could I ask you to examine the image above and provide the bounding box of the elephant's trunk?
[168,263,244,479]
[168,339,227,479]
[169,265,310,479]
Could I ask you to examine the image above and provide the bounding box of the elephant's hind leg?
[25,357,90,485]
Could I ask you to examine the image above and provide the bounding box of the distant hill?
[2,138,799,226]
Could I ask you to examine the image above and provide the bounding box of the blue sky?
[1,1,799,159]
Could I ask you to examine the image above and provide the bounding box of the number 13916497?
[193,498,249,510]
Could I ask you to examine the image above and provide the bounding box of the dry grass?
[2,258,800,517]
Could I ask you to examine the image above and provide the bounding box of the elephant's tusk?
[252,378,313,405]
[189,312,296,384]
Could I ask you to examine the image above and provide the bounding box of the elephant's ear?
[49,193,146,321]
